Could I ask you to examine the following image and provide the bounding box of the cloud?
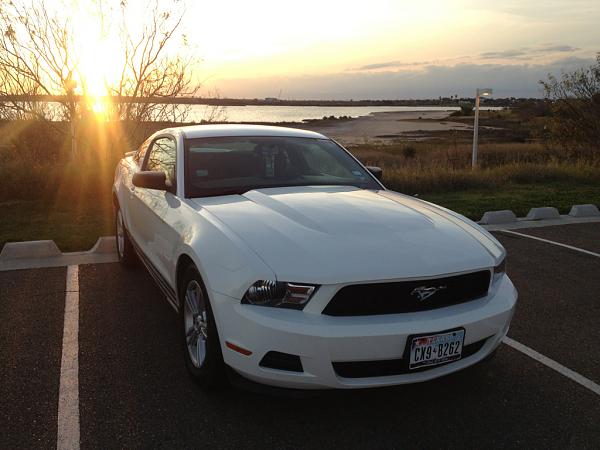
[213,56,595,100]
[351,44,579,71]
[479,44,580,60]
[480,50,528,59]
[533,44,579,53]
[352,60,433,71]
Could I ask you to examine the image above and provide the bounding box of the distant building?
[264,97,279,103]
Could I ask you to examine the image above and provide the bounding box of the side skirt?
[129,232,179,313]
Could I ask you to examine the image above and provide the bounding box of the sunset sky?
[187,0,599,99]
[72,0,599,99]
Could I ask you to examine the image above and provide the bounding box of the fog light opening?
[259,351,303,372]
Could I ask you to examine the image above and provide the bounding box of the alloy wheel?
[184,280,208,368]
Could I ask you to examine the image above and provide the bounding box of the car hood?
[191,186,504,284]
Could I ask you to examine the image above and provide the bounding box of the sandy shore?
[305,110,473,144]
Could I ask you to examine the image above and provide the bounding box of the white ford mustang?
[113,124,517,390]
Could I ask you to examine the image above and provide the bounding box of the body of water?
[15,102,500,123]
[188,105,468,123]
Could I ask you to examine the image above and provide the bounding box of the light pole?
[472,88,493,168]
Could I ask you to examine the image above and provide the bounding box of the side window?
[145,137,177,188]
[134,139,151,166]
[301,143,355,178]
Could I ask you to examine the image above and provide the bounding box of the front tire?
[115,206,137,267]
[180,266,227,389]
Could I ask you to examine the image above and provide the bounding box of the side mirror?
[366,166,383,181]
[132,171,168,190]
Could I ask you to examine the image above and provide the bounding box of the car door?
[120,138,151,245]
[128,135,182,286]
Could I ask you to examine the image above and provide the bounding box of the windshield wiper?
[193,187,250,197]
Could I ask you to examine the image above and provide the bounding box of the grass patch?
[0,199,113,252]
[420,182,600,219]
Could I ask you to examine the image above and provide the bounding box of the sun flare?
[69,2,124,115]
[90,97,108,115]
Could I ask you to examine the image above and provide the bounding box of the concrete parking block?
[525,207,560,221]
[479,210,517,225]
[89,236,117,254]
[0,240,61,259]
[0,237,118,271]
[569,204,600,218]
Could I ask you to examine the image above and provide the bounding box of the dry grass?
[347,141,600,194]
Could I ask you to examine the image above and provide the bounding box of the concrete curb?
[525,207,560,221]
[479,210,517,225]
[479,203,600,229]
[569,204,600,218]
[0,236,118,272]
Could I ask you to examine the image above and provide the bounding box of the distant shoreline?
[1,94,523,107]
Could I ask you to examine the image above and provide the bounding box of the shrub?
[459,103,473,116]
[541,53,600,153]
[402,146,417,159]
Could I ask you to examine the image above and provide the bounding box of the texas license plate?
[409,329,465,369]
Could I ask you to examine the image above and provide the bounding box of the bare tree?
[198,89,228,123]
[109,0,201,142]
[0,0,216,156]
[541,54,600,153]
[0,0,80,156]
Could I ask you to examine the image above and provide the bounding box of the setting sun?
[67,2,124,116]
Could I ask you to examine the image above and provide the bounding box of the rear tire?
[115,206,137,267]
[179,265,227,389]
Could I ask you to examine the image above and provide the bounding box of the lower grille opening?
[259,351,303,373]
[332,337,490,378]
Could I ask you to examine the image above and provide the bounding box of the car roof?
[167,124,327,140]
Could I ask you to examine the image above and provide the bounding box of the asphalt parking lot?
[1,223,599,449]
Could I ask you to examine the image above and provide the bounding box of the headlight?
[242,280,317,310]
[493,257,506,283]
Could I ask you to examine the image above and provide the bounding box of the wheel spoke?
[185,292,198,315]
[199,326,208,339]
[187,328,198,345]
[196,336,206,366]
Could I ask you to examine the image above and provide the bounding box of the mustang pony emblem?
[410,285,447,302]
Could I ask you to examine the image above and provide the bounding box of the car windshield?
[184,136,380,197]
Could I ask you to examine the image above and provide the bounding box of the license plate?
[409,329,465,370]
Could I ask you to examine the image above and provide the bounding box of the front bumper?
[210,274,517,389]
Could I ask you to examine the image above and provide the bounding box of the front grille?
[322,270,491,316]
[332,337,489,378]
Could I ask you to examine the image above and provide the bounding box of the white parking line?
[499,229,600,258]
[503,337,600,396]
[57,265,80,450]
